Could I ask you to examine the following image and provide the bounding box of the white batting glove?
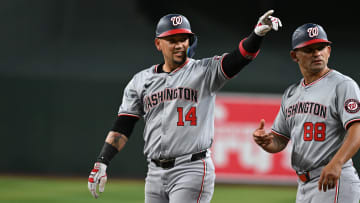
[88,162,108,199]
[254,9,282,36]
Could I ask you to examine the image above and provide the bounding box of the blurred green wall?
[0,75,147,177]
[0,0,359,178]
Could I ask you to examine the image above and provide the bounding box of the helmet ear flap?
[187,35,198,58]
[189,34,195,45]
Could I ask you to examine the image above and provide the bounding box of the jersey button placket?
[162,74,176,157]
[160,75,169,157]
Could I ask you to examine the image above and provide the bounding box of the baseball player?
[253,23,360,203]
[88,10,282,202]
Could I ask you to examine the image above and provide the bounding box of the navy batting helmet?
[155,14,198,58]
[291,23,331,50]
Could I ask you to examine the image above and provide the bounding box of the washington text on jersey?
[285,101,327,119]
[144,87,198,111]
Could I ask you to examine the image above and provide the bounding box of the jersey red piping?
[302,69,332,87]
[153,59,189,74]
[154,64,159,73]
[117,113,141,118]
[171,58,189,73]
[197,159,206,203]
[271,130,290,140]
[344,118,360,130]
[334,180,339,203]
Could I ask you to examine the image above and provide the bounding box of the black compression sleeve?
[222,48,251,78]
[111,115,139,138]
[242,31,263,53]
[222,32,263,78]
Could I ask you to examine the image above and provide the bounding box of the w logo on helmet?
[307,27,319,38]
[170,16,183,26]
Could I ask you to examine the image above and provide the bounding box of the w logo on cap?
[170,16,183,26]
[291,23,331,50]
[307,27,319,38]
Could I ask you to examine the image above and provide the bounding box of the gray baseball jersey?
[271,69,360,172]
[118,55,230,160]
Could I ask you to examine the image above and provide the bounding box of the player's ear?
[290,50,298,63]
[327,45,331,58]
[155,38,162,51]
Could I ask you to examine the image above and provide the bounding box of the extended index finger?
[261,9,274,20]
[277,18,283,27]
[318,172,325,191]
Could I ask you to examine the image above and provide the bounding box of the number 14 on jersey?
[177,107,197,126]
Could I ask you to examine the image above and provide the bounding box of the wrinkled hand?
[253,119,273,148]
[88,162,107,199]
[318,162,342,192]
[254,9,282,36]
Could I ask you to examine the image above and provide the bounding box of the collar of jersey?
[154,58,189,74]
[302,69,332,87]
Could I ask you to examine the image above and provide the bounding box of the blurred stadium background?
[0,0,359,202]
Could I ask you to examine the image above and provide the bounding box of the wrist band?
[239,38,260,60]
[97,142,118,165]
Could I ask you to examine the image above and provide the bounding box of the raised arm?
[222,9,282,78]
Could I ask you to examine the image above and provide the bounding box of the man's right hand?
[254,9,282,36]
[253,119,273,148]
[88,162,107,199]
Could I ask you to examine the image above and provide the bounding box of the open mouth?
[174,51,185,57]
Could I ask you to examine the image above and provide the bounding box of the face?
[290,42,331,75]
[155,34,190,67]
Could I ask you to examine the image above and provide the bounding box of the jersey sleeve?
[117,76,144,118]
[335,80,360,130]
[271,92,291,139]
[200,53,231,93]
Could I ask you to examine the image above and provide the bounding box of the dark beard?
[174,55,186,65]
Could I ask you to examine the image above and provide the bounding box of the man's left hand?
[318,162,341,192]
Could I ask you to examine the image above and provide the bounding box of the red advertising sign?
[212,93,297,185]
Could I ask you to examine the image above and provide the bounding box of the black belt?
[151,151,207,169]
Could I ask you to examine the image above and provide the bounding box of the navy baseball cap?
[155,14,194,38]
[291,23,331,50]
